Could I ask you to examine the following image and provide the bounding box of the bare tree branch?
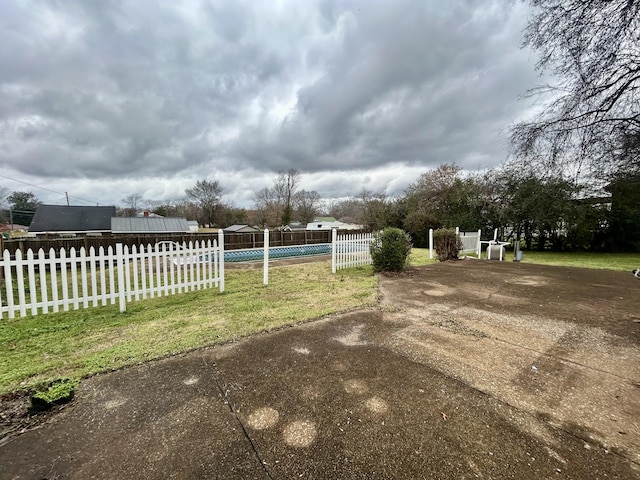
[512,0,640,179]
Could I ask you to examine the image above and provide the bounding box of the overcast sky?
[0,0,541,209]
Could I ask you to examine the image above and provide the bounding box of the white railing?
[428,227,481,258]
[332,230,374,273]
[0,233,225,319]
[457,228,482,257]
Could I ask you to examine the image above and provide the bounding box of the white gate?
[332,230,374,273]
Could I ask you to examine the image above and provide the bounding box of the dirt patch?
[377,261,640,465]
[0,391,70,446]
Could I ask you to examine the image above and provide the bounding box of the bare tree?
[120,193,144,217]
[273,169,299,226]
[328,198,360,224]
[254,169,300,227]
[356,189,393,231]
[253,187,280,228]
[185,180,223,227]
[511,0,640,180]
[294,189,322,224]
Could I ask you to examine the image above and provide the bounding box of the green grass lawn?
[0,260,376,395]
[410,246,639,271]
[520,251,640,271]
[408,248,437,266]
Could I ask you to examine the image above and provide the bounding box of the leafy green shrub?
[433,228,463,261]
[31,379,76,411]
[370,228,412,272]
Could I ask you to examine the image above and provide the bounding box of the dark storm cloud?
[243,1,534,173]
[0,0,537,206]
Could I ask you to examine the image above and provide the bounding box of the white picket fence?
[332,230,374,272]
[0,233,224,319]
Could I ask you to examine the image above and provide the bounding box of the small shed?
[223,224,261,233]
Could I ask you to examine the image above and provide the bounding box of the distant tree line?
[3,164,637,252]
[325,164,639,253]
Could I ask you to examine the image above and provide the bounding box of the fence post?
[476,229,482,257]
[428,228,434,259]
[116,243,126,313]
[217,229,225,292]
[3,249,15,318]
[263,229,269,286]
[331,229,337,274]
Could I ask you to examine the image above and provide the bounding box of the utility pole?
[65,192,70,206]
[9,207,13,231]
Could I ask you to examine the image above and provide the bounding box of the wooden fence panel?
[0,229,363,257]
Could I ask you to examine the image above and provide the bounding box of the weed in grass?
[31,378,76,411]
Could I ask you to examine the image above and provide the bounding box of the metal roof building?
[111,217,191,233]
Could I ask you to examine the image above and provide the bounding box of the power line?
[0,172,101,206]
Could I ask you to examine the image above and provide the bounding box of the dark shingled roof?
[29,205,116,233]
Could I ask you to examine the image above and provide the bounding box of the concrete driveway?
[1,260,638,479]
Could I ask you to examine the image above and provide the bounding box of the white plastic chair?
[480,229,510,261]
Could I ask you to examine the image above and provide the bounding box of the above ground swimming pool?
[224,243,333,262]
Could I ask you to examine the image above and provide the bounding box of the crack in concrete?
[489,335,636,382]
[201,356,274,480]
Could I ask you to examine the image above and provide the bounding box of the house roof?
[223,224,260,233]
[135,211,164,218]
[29,205,116,233]
[306,221,362,231]
[111,217,190,233]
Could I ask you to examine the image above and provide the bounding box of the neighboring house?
[313,216,337,223]
[111,217,191,234]
[306,221,362,231]
[135,211,164,218]
[29,205,116,235]
[281,222,307,232]
[223,224,261,233]
[187,220,199,233]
